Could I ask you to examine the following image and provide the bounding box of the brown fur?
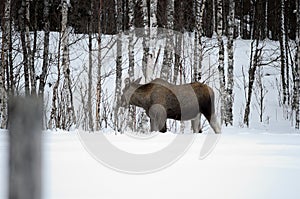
[121,78,221,133]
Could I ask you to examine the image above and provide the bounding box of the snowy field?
[1,127,300,199]
[1,29,300,198]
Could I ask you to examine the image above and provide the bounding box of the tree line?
[1,0,300,131]
[0,0,297,40]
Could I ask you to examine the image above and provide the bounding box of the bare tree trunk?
[295,0,300,129]
[114,0,123,131]
[217,0,226,124]
[8,97,42,199]
[174,33,182,84]
[225,0,235,125]
[149,0,158,78]
[61,0,76,130]
[39,0,50,99]
[279,0,287,105]
[0,0,11,129]
[193,0,206,82]
[244,39,262,127]
[19,0,30,96]
[29,0,37,96]
[87,0,94,131]
[48,39,61,129]
[128,0,136,130]
[96,0,103,131]
[161,0,174,81]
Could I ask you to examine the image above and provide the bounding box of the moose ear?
[134,77,142,84]
[124,78,130,86]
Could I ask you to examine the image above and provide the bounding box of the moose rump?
[121,78,221,134]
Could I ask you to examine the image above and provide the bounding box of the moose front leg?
[150,118,167,133]
[149,104,167,133]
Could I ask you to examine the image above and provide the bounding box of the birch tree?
[243,39,262,127]
[128,0,136,130]
[87,0,94,131]
[38,0,50,100]
[142,0,157,82]
[217,0,226,124]
[0,0,11,128]
[19,0,30,96]
[142,0,150,81]
[173,0,183,84]
[96,0,103,131]
[295,0,300,129]
[161,0,174,80]
[61,0,76,129]
[193,0,206,82]
[279,0,288,104]
[149,0,158,76]
[225,0,235,125]
[114,0,123,131]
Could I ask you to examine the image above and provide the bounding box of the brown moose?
[121,78,221,134]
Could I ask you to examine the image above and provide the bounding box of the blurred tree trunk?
[61,0,76,130]
[217,0,225,124]
[0,0,11,128]
[8,97,42,199]
[161,0,174,81]
[96,0,103,131]
[225,0,235,126]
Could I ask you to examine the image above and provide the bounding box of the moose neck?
[129,87,148,109]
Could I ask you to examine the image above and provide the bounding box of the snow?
[1,128,300,199]
[1,28,300,199]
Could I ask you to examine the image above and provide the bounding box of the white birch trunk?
[25,0,36,95]
[115,0,123,131]
[128,0,135,80]
[193,0,206,82]
[61,0,75,129]
[149,0,157,78]
[279,0,287,104]
[128,0,136,130]
[295,0,300,129]
[96,0,103,131]
[39,0,50,98]
[225,0,235,125]
[88,0,94,131]
[141,0,150,82]
[0,0,11,128]
[161,0,174,81]
[217,0,226,124]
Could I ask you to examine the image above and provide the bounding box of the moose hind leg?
[209,114,221,134]
[191,113,202,133]
[149,104,167,133]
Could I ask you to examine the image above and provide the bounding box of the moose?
[121,78,221,134]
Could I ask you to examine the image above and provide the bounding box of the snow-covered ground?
[1,29,300,199]
[1,127,300,199]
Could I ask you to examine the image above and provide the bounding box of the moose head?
[120,77,142,107]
